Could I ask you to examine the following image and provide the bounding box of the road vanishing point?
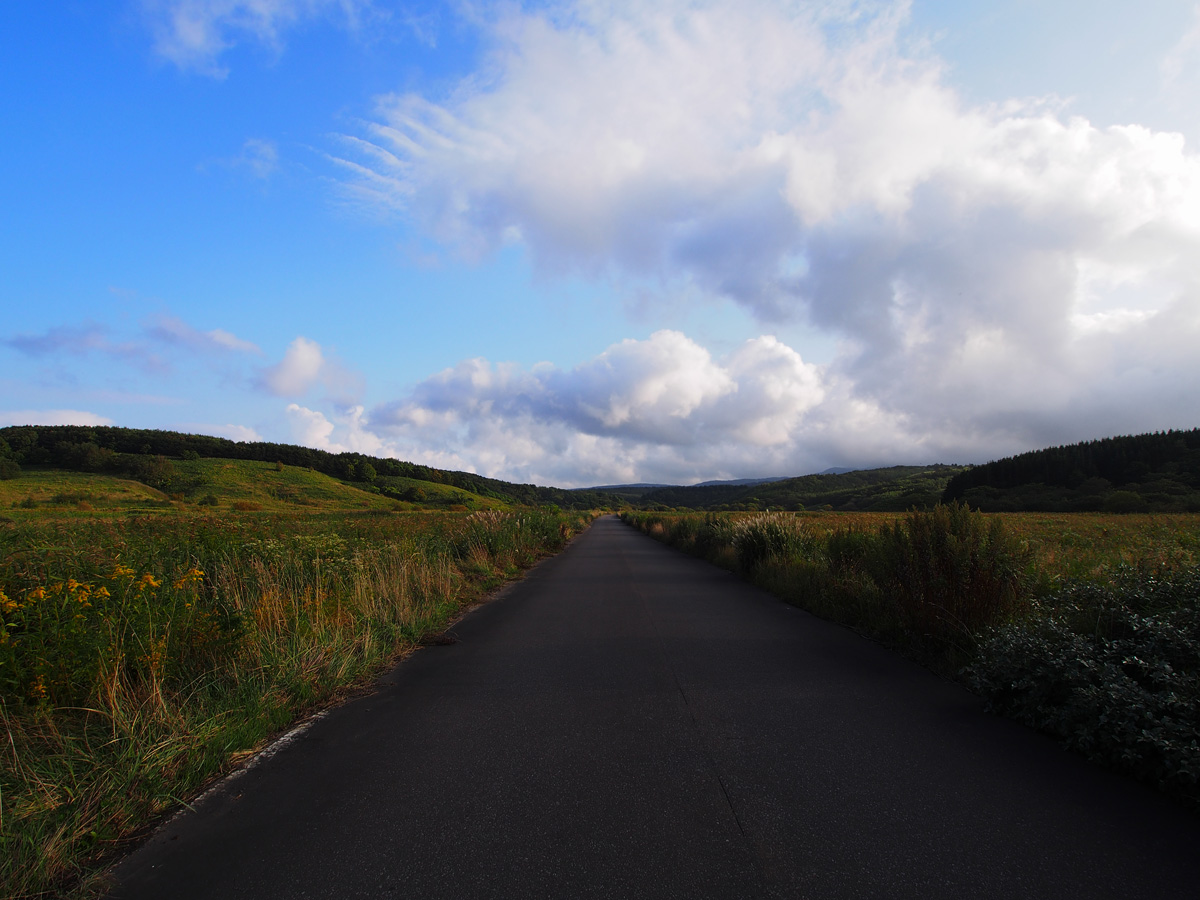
[109,515,1200,899]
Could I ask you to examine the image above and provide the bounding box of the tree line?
[942,428,1200,512]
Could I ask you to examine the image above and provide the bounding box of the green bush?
[963,566,1200,805]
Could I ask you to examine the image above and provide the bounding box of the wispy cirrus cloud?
[139,0,376,77]
[4,323,168,373]
[147,315,262,354]
[5,315,261,373]
[235,138,279,179]
[1161,4,1200,89]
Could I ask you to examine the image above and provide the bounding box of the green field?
[0,463,596,899]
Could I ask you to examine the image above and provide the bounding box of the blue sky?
[3,1,1199,486]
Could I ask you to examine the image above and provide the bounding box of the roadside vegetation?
[1,502,597,898]
[622,506,1200,809]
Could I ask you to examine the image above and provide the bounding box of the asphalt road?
[108,515,1200,899]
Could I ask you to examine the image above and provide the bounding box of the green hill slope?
[640,465,965,511]
[0,425,617,510]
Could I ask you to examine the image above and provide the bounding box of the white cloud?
[0,410,115,427]
[334,0,1200,481]
[359,330,826,485]
[284,403,385,456]
[182,422,264,442]
[260,336,324,396]
[141,0,373,76]
[285,402,341,450]
[258,336,361,401]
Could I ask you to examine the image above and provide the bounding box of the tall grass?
[0,508,594,898]
[622,506,1200,806]
[627,504,1032,667]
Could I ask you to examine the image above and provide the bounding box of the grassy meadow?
[0,462,596,899]
[623,507,1200,809]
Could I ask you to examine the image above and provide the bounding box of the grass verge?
[622,506,1200,808]
[1,508,596,899]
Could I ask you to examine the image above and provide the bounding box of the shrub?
[963,566,1200,805]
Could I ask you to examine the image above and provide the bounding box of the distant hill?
[639,465,965,511]
[693,476,788,487]
[0,425,622,510]
[943,428,1200,512]
[576,483,675,502]
[582,476,790,502]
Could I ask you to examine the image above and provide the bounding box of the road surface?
[108,515,1200,899]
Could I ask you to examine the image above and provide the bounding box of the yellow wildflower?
[136,574,162,594]
[173,567,205,589]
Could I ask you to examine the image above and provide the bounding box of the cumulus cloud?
[258,336,363,402]
[354,330,825,485]
[284,403,387,456]
[259,336,325,396]
[334,0,1200,479]
[0,410,115,427]
[141,0,373,76]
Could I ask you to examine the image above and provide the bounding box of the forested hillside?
[639,465,963,511]
[942,428,1200,512]
[0,425,619,509]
